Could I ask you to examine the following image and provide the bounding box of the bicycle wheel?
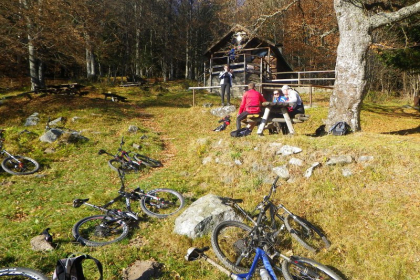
[140,188,184,218]
[134,154,163,168]
[108,159,141,173]
[211,221,253,273]
[0,267,48,280]
[1,156,39,175]
[72,215,129,247]
[282,256,344,280]
[284,215,330,253]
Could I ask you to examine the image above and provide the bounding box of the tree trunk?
[328,0,420,131]
[327,1,371,131]
[86,48,96,79]
[28,35,40,91]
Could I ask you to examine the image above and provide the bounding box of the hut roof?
[204,24,292,71]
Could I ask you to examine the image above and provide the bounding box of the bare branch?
[370,2,420,30]
[251,0,299,33]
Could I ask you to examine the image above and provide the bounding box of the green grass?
[0,82,419,279]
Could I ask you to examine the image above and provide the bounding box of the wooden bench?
[102,92,128,102]
[241,114,261,130]
[34,83,86,96]
[257,102,310,135]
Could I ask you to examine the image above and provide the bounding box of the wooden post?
[283,111,295,135]
[243,53,247,86]
[210,55,213,92]
[309,85,313,108]
[193,89,195,107]
[298,72,301,85]
[257,107,270,135]
[203,62,206,86]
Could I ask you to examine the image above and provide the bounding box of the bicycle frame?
[99,137,140,166]
[234,247,278,280]
[0,135,23,163]
[185,246,280,280]
[224,177,312,239]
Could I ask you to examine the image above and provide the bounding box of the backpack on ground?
[53,254,103,280]
[213,115,231,132]
[230,127,252,137]
[329,121,351,136]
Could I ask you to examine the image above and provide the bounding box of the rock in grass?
[24,112,40,126]
[304,162,320,178]
[122,260,162,280]
[326,155,353,165]
[30,235,54,251]
[173,194,241,238]
[272,165,290,179]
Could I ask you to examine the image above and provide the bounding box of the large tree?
[328,0,420,131]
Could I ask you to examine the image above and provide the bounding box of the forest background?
[1,0,420,100]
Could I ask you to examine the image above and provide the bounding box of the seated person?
[281,85,305,118]
[273,90,287,102]
[236,82,266,130]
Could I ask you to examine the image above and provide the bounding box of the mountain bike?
[72,169,184,246]
[99,137,162,172]
[0,267,48,280]
[186,245,343,280]
[0,129,40,175]
[212,176,330,273]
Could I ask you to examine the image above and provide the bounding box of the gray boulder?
[277,145,302,156]
[304,162,321,178]
[122,260,162,280]
[39,128,64,143]
[326,155,353,165]
[273,165,290,179]
[24,113,40,126]
[30,235,54,251]
[210,106,236,117]
[173,194,241,238]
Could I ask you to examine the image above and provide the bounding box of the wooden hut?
[204,24,293,99]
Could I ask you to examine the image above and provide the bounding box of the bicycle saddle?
[220,197,243,205]
[185,246,209,261]
[73,198,89,208]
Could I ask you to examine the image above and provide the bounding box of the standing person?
[281,85,304,118]
[236,82,266,130]
[219,65,234,106]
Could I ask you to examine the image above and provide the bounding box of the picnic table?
[34,83,88,96]
[242,102,309,135]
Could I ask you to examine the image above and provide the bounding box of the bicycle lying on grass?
[0,267,48,280]
[0,253,103,280]
[212,176,330,273]
[186,243,343,280]
[0,129,40,175]
[72,169,184,246]
[99,137,162,173]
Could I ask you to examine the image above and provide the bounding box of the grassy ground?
[0,82,419,280]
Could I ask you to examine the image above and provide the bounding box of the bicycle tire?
[134,154,163,168]
[108,159,141,173]
[0,267,48,280]
[284,214,331,253]
[211,221,253,273]
[1,156,39,175]
[72,214,129,247]
[282,256,344,280]
[140,188,184,218]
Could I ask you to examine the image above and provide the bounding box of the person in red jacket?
[236,82,266,130]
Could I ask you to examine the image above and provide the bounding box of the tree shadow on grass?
[362,103,420,119]
[381,125,420,135]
